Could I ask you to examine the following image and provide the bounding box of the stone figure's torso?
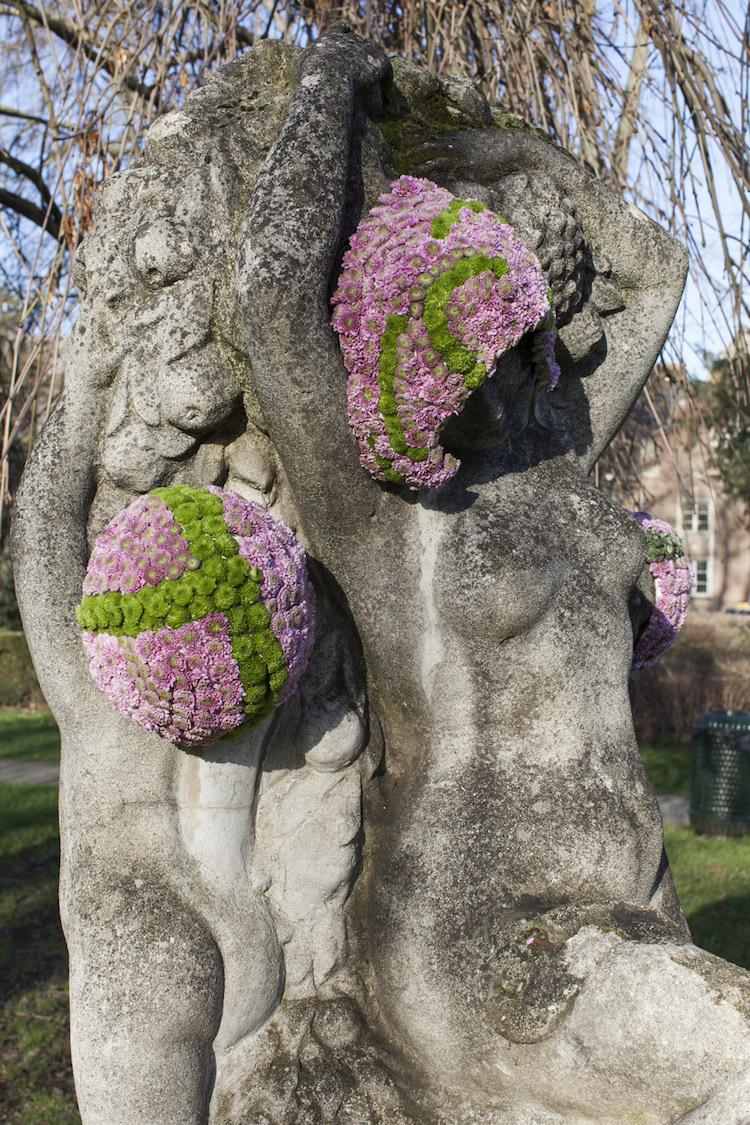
[19,31,750,1125]
[327,449,674,1092]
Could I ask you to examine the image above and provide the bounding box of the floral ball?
[331,174,560,490]
[75,484,315,747]
[631,511,692,672]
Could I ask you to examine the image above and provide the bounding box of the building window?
[683,498,710,533]
[693,558,710,596]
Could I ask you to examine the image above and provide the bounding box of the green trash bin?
[690,708,750,836]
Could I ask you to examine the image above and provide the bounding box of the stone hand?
[298,22,391,110]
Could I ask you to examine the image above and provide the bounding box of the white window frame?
[692,557,710,597]
[683,497,711,534]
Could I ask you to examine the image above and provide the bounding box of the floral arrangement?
[75,484,315,747]
[331,174,560,490]
[631,511,692,672]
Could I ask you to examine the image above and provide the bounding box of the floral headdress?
[331,175,560,490]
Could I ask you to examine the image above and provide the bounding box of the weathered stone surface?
[11,22,750,1125]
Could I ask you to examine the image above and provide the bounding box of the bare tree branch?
[1,0,749,540]
[0,186,61,238]
[0,103,50,126]
[2,0,150,95]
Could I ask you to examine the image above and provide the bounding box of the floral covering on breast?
[630,510,692,672]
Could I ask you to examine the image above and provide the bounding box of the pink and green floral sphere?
[75,484,315,747]
[331,174,560,490]
[631,511,692,672]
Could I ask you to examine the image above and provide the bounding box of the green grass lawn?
[0,780,80,1124]
[0,716,747,1121]
[640,736,750,965]
[664,824,750,968]
[0,712,61,762]
[638,736,693,797]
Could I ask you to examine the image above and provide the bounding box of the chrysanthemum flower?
[631,511,692,671]
[76,485,316,746]
[332,175,560,490]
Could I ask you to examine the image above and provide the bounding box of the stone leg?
[65,860,223,1125]
[175,733,285,1055]
[59,740,224,1125]
[399,925,750,1124]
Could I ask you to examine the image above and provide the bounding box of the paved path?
[0,759,693,825]
[658,793,689,827]
[0,760,60,785]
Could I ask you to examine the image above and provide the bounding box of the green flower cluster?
[421,252,510,388]
[76,485,287,727]
[429,197,487,240]
[645,527,685,565]
[375,311,414,461]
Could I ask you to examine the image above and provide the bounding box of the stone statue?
[12,24,750,1125]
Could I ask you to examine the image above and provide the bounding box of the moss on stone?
[374,57,557,178]
[489,108,554,143]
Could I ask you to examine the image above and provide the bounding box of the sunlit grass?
[664,824,750,970]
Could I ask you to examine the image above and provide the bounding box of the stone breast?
[426,457,646,652]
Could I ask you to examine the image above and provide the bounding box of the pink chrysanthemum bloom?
[76,485,316,747]
[331,175,560,490]
[631,511,692,672]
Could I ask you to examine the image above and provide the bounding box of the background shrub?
[0,632,47,711]
[634,613,750,742]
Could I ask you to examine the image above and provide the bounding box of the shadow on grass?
[664,822,750,971]
[1,841,64,998]
[1,780,65,1000]
[639,738,693,798]
[0,781,80,1123]
[0,634,48,712]
[0,712,60,763]
[687,892,750,972]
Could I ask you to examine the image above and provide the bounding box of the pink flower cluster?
[78,484,316,747]
[83,494,195,595]
[631,511,692,672]
[390,316,471,460]
[208,487,316,703]
[82,614,245,746]
[331,175,559,489]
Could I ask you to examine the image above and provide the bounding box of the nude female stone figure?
[236,26,750,1123]
[11,23,750,1125]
